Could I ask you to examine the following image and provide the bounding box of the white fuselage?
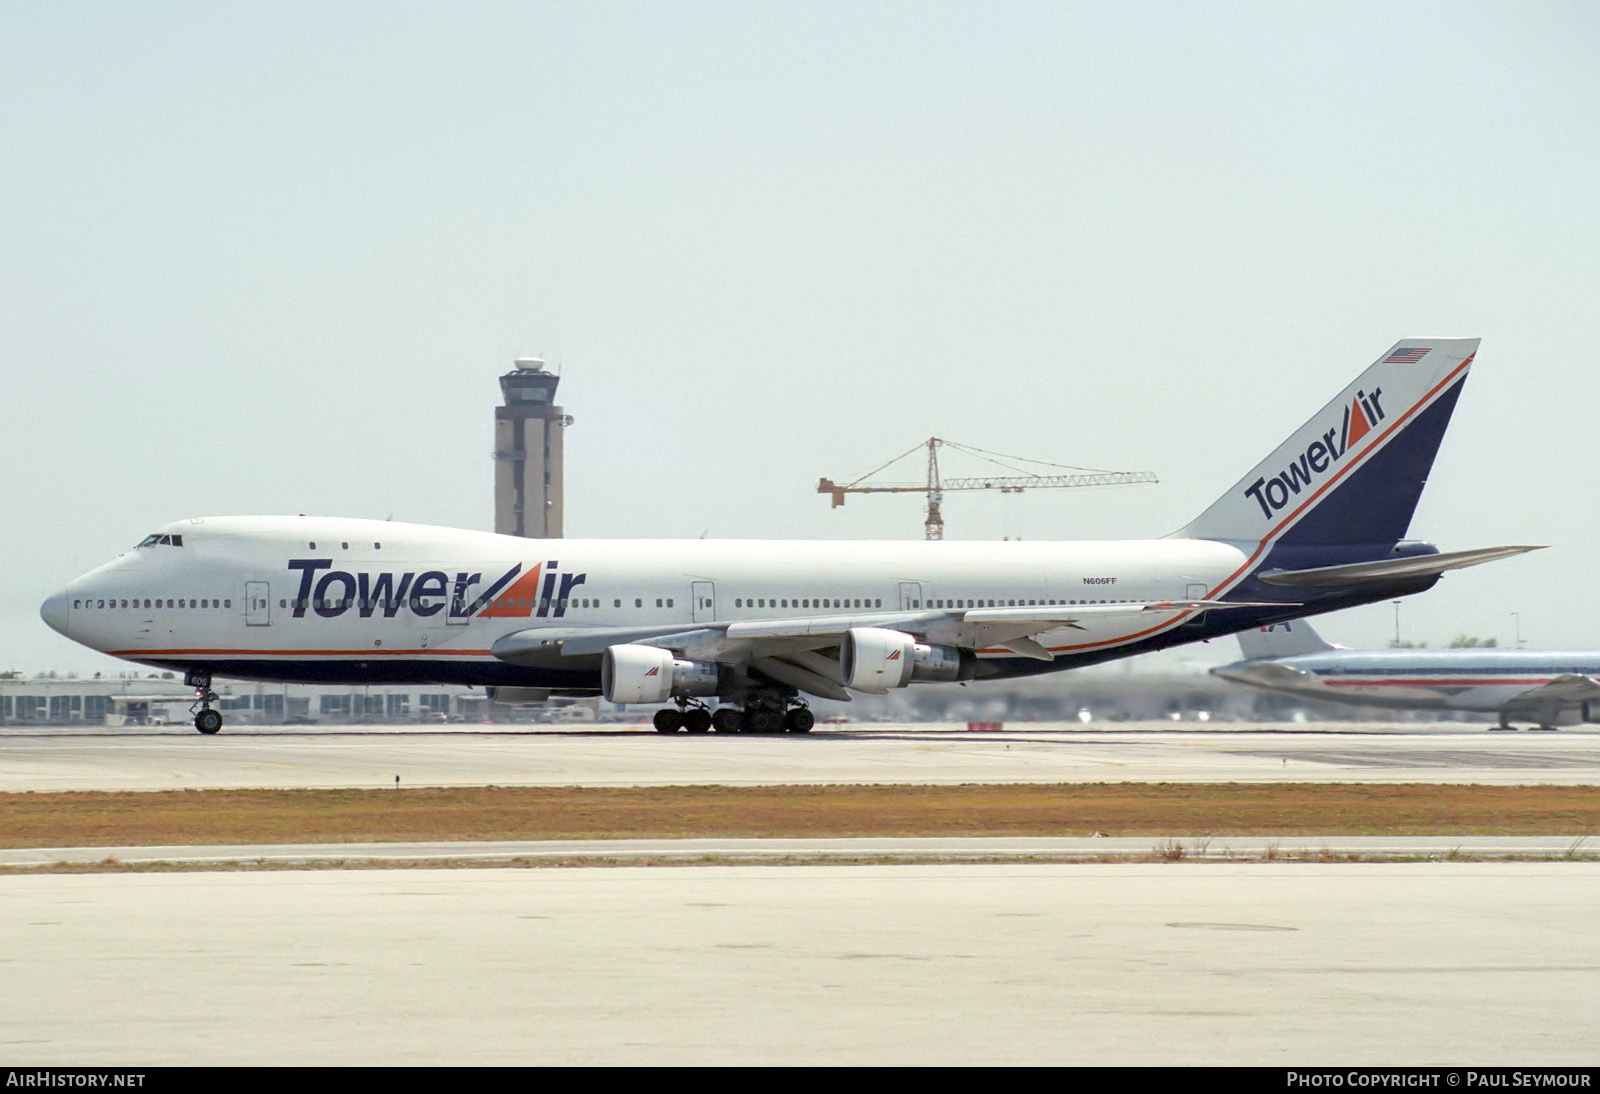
[1214,649,1600,715]
[43,515,1254,688]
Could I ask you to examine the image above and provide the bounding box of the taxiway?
[4,721,1599,792]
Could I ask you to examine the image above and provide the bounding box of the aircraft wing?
[491,599,1286,699]
[1498,674,1600,712]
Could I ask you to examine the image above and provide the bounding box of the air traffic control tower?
[493,358,572,538]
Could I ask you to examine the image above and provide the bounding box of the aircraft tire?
[195,710,223,735]
[652,708,684,733]
[683,708,712,734]
[711,708,742,733]
[745,709,782,734]
[784,708,815,733]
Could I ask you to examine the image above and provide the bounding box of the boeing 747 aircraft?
[1213,618,1595,730]
[41,338,1537,734]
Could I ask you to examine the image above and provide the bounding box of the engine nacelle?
[839,628,970,693]
[485,687,552,705]
[601,644,720,704]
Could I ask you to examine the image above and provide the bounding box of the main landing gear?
[186,671,223,735]
[653,692,814,735]
[1494,711,1561,732]
[653,702,712,734]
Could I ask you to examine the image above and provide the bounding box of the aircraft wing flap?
[492,625,722,664]
[750,655,854,701]
[493,599,1295,666]
[724,611,944,640]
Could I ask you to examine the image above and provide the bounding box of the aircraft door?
[245,582,271,626]
[692,581,716,623]
[446,575,474,625]
[1186,583,1208,600]
[899,581,923,610]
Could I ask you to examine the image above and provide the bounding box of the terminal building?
[493,358,572,538]
[0,676,597,728]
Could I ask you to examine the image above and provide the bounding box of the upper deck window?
[135,534,183,548]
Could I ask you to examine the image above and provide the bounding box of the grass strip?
[2,783,1598,847]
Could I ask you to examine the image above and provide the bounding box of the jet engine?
[839,627,970,693]
[601,644,720,704]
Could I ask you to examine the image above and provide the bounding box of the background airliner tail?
[1236,618,1335,660]
[1175,338,1479,549]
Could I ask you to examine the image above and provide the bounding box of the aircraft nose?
[40,591,71,636]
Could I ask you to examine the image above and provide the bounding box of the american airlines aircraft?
[40,338,1536,735]
[1213,619,1596,731]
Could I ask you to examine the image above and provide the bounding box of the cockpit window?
[135,534,183,548]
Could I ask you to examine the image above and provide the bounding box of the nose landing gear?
[186,671,223,735]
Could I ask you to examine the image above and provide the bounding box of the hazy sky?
[4,1,1598,675]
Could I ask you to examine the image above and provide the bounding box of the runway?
[5,721,1598,1065]
[4,721,1600,792]
[5,862,1598,1065]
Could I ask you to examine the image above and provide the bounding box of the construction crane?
[817,437,1158,541]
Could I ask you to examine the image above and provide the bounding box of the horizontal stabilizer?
[1256,545,1543,588]
[1210,660,1319,688]
[958,599,1288,625]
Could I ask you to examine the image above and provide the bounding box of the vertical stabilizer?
[1236,617,1337,660]
[1176,338,1479,550]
